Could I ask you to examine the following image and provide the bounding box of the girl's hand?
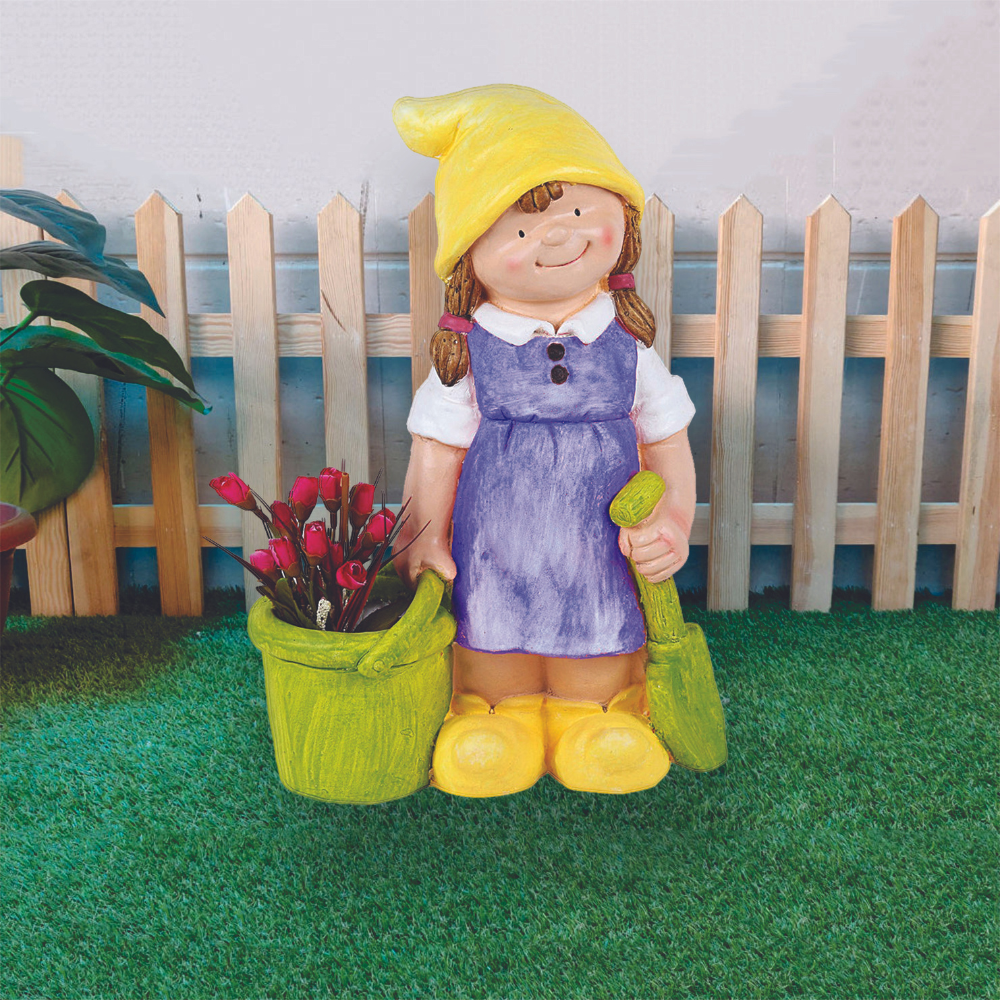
[393,539,457,591]
[618,499,690,584]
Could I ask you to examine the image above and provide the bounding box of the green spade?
[610,471,728,772]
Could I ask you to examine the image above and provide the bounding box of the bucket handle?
[355,569,446,679]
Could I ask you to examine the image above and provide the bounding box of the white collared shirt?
[406,292,695,448]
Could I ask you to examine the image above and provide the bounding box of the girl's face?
[469,183,626,305]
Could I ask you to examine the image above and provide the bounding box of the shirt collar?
[472,292,616,346]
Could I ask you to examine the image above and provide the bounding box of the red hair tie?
[608,273,636,291]
[438,312,474,334]
[608,274,635,292]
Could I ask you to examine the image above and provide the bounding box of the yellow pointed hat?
[393,85,644,280]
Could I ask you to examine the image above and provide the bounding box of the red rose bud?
[249,548,279,581]
[319,468,344,510]
[271,501,297,539]
[289,476,319,521]
[336,560,366,591]
[365,510,397,543]
[303,521,330,565]
[268,537,302,577]
[210,473,257,511]
[349,482,376,527]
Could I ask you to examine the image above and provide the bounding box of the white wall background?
[2,0,996,256]
[2,0,997,597]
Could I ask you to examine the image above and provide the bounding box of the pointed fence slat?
[791,196,851,611]
[318,195,369,479]
[53,192,118,615]
[0,136,74,615]
[135,192,203,616]
[953,201,1000,609]
[636,196,675,364]
[228,194,281,609]
[873,198,939,610]
[708,196,763,610]
[408,194,442,394]
[0,135,23,193]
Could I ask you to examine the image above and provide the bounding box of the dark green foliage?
[0,189,110,262]
[0,366,95,512]
[0,200,206,511]
[17,282,195,391]
[1,324,207,411]
[0,243,163,314]
[0,189,163,314]
[2,602,997,998]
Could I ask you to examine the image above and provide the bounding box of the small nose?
[541,224,571,247]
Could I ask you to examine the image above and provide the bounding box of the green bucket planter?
[247,570,455,805]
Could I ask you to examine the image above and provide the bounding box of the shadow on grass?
[1,588,247,709]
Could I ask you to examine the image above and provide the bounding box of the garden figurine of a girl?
[392,85,697,797]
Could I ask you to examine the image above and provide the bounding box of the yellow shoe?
[544,684,670,794]
[431,692,546,798]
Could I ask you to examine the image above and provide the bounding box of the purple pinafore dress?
[451,319,646,658]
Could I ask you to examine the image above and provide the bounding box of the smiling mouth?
[537,243,589,268]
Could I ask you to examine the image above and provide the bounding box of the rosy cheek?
[600,226,615,249]
[505,257,524,273]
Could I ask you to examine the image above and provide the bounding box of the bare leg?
[542,646,668,794]
[434,644,548,797]
[629,644,650,687]
[453,644,545,705]
[544,648,646,703]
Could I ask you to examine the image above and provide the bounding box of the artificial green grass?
[1,597,996,999]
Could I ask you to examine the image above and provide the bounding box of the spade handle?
[610,471,686,642]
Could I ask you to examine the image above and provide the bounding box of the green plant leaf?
[0,189,107,260]
[1,245,164,316]
[19,281,194,391]
[274,578,319,630]
[353,595,411,633]
[0,366,95,512]
[1,327,210,413]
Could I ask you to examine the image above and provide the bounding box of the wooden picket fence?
[2,137,998,616]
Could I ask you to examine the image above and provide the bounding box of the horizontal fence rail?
[2,137,998,614]
[167,312,977,359]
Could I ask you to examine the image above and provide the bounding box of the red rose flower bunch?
[207,468,422,631]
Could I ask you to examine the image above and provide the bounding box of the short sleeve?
[406,367,481,449]
[630,344,696,444]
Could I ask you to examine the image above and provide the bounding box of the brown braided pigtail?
[430,254,485,386]
[610,203,656,348]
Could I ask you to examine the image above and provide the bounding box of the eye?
[574,209,581,217]
[518,230,525,238]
